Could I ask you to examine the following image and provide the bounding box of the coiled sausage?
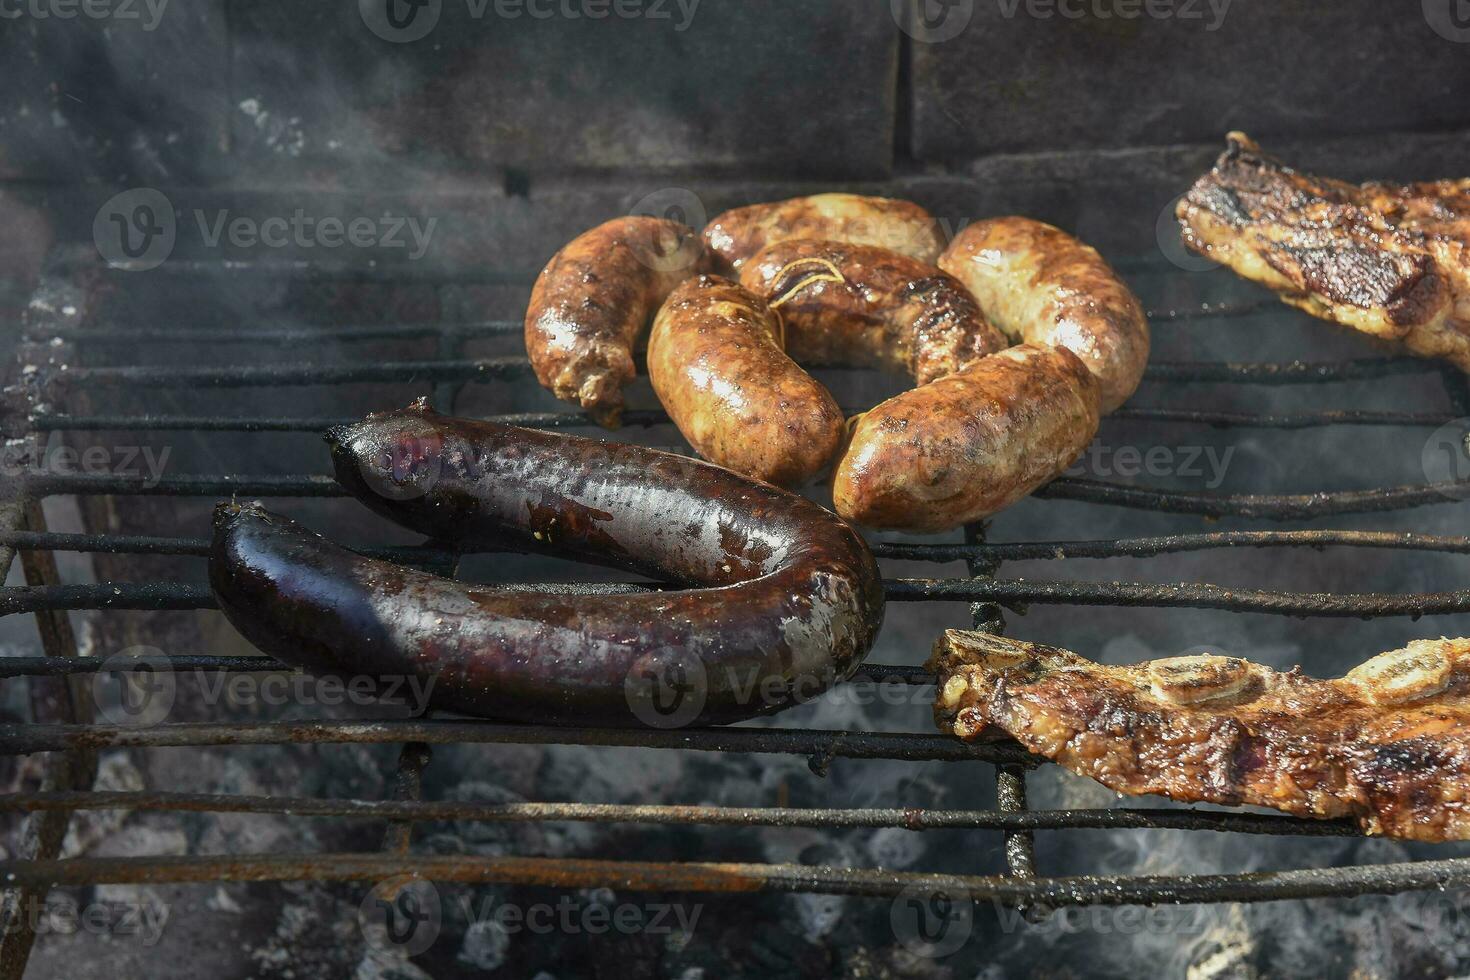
[647,275,845,488]
[525,216,708,427]
[938,217,1150,412]
[703,194,945,274]
[673,239,1100,531]
[833,344,1100,532]
[738,240,1009,385]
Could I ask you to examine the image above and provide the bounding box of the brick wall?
[5,1,1468,186]
[2,0,1469,286]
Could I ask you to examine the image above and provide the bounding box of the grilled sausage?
[525,216,708,427]
[739,240,1009,385]
[647,275,845,487]
[833,344,1100,532]
[939,217,1150,412]
[704,194,945,274]
[210,400,885,727]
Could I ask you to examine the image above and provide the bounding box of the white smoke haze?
[6,24,1470,973]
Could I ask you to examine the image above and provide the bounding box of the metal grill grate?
[5,244,1470,972]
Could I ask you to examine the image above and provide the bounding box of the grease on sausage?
[739,239,1009,386]
[525,216,708,427]
[209,400,885,725]
[833,344,1100,532]
[648,275,845,487]
[939,217,1149,412]
[704,194,945,274]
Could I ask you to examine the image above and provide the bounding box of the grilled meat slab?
[1177,132,1470,371]
[930,629,1470,840]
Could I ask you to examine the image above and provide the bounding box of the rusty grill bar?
[4,249,1470,974]
[17,469,1470,519]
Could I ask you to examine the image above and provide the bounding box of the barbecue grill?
[5,221,1470,977]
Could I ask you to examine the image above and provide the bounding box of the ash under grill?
[5,242,1470,976]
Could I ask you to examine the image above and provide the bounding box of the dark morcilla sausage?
[209,399,884,726]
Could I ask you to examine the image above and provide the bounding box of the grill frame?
[5,247,1470,972]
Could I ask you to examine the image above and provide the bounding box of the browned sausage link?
[648,275,845,488]
[939,217,1150,412]
[524,216,708,427]
[833,345,1100,533]
[703,194,946,275]
[208,400,884,727]
[739,240,1009,385]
